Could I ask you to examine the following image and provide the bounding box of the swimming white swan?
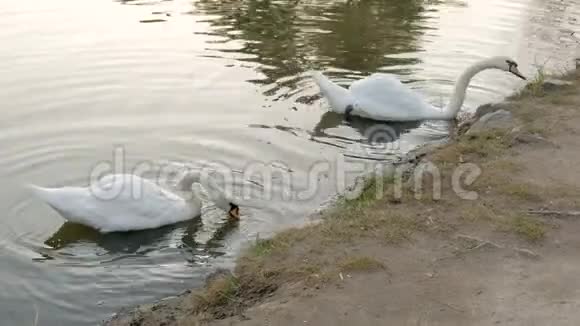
[312,56,526,121]
[29,173,240,233]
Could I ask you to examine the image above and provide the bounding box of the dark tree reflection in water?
[194,0,430,96]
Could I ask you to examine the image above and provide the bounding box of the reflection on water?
[195,0,428,96]
[44,217,238,255]
[0,0,578,324]
[311,111,428,160]
[313,112,423,144]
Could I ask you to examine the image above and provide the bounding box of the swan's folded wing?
[349,74,433,121]
[89,177,188,230]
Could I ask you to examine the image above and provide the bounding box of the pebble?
[514,248,540,260]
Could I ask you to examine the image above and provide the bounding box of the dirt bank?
[106,68,580,326]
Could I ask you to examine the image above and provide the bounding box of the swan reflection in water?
[43,215,239,257]
[250,110,449,161]
[311,111,429,161]
[313,111,422,142]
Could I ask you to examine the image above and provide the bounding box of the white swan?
[312,56,526,121]
[29,173,240,233]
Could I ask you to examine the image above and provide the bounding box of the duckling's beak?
[228,203,240,220]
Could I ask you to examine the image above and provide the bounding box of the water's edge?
[103,116,469,325]
[105,68,580,324]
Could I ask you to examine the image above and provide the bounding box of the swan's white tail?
[27,184,85,225]
[26,184,54,203]
[27,184,69,213]
[311,71,353,114]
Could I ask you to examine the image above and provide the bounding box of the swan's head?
[490,56,526,80]
[212,200,240,220]
[180,170,241,220]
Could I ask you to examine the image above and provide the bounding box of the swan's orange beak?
[228,204,240,220]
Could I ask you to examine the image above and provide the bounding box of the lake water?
[0,0,578,324]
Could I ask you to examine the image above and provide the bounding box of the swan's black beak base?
[509,67,526,80]
[513,71,527,80]
[228,203,240,220]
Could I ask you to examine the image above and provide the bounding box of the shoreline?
[106,67,580,326]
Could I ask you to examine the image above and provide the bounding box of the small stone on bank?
[466,109,515,135]
[474,102,512,120]
[511,133,556,147]
[514,248,540,260]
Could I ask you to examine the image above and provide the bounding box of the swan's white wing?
[349,74,434,121]
[31,174,198,232]
[90,175,194,231]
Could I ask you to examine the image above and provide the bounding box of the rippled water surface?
[0,0,578,324]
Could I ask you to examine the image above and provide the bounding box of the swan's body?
[313,56,526,122]
[30,174,203,233]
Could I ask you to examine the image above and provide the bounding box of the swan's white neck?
[312,71,353,113]
[176,173,203,206]
[426,58,499,120]
[177,172,232,210]
[177,173,199,192]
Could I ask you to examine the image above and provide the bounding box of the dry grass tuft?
[474,160,542,202]
[320,207,423,244]
[251,238,277,257]
[339,175,394,208]
[195,275,240,310]
[458,203,498,223]
[339,256,385,272]
[506,215,546,242]
[495,182,542,201]
[484,159,524,174]
[510,66,547,99]
[458,204,546,242]
[432,130,511,163]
